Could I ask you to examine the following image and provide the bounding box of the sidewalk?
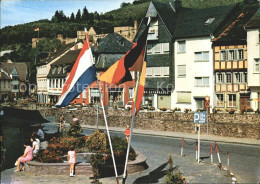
[82,124,260,146]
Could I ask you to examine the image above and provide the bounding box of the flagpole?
[122,17,151,182]
[96,79,119,184]
[85,27,119,183]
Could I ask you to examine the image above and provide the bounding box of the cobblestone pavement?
[2,122,258,183]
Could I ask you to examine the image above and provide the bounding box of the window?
[237,49,244,60]
[57,67,62,74]
[220,50,227,61]
[255,59,260,73]
[51,67,56,74]
[89,88,100,104]
[59,79,63,88]
[146,67,153,77]
[228,50,235,60]
[177,41,186,53]
[216,72,224,83]
[154,67,161,76]
[129,88,134,99]
[195,51,209,61]
[178,65,186,77]
[147,43,170,54]
[243,72,247,83]
[177,92,191,104]
[228,94,236,107]
[145,67,169,77]
[154,44,161,54]
[82,90,87,99]
[195,77,209,87]
[205,17,215,25]
[225,73,232,83]
[233,72,242,83]
[216,94,224,107]
[52,79,55,88]
[162,67,169,76]
[162,43,169,53]
[56,79,59,88]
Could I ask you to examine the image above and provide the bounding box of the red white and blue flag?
[55,32,97,107]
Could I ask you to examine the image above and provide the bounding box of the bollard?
[196,140,198,160]
[210,143,213,164]
[227,152,230,177]
[215,142,222,170]
[181,137,184,157]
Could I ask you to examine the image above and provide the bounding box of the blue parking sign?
[194,112,207,124]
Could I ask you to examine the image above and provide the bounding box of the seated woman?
[31,136,40,156]
[16,143,33,172]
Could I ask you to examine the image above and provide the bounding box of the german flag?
[99,23,150,84]
[131,61,146,116]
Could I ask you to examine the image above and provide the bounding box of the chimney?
[169,0,181,12]
[134,21,138,30]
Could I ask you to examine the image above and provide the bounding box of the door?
[240,95,250,112]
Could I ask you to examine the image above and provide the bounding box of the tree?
[82,6,89,21]
[70,13,75,22]
[76,9,81,23]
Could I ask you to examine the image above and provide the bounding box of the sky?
[1,0,134,28]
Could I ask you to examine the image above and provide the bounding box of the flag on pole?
[34,27,39,31]
[131,61,146,115]
[99,24,150,84]
[55,33,97,107]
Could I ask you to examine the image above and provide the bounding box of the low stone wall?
[24,151,146,175]
[39,108,260,139]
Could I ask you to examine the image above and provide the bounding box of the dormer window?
[57,66,62,74]
[118,38,124,46]
[205,18,215,25]
[51,67,56,74]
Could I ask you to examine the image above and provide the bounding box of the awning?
[248,98,260,102]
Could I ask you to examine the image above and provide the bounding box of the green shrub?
[36,136,87,163]
[164,155,187,184]
[66,122,83,137]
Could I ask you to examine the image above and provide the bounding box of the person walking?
[67,146,76,177]
[59,114,65,133]
[124,125,130,143]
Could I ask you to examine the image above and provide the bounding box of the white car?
[125,101,133,110]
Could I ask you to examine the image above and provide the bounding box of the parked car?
[125,101,133,110]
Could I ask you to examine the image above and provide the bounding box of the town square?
[0,0,260,183]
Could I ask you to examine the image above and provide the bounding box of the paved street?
[2,122,259,183]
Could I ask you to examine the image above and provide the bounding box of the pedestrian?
[195,123,199,133]
[67,146,76,177]
[59,114,65,133]
[124,125,130,143]
[72,115,78,124]
[36,123,44,141]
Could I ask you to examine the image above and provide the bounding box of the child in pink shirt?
[67,146,76,177]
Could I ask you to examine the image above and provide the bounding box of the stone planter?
[24,151,146,176]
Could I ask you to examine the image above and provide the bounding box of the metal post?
[198,124,200,163]
[215,142,222,170]
[96,103,99,130]
[181,137,184,157]
[210,142,213,164]
[96,80,119,184]
[207,107,209,135]
[227,152,230,177]
[196,140,198,160]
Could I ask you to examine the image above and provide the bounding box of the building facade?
[246,8,260,111]
[36,42,81,104]
[0,68,11,102]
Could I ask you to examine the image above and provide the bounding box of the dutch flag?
[55,31,97,107]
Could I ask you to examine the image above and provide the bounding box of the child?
[67,146,76,177]
[124,125,130,143]
[31,136,40,156]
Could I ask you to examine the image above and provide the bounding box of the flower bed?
[25,150,146,175]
